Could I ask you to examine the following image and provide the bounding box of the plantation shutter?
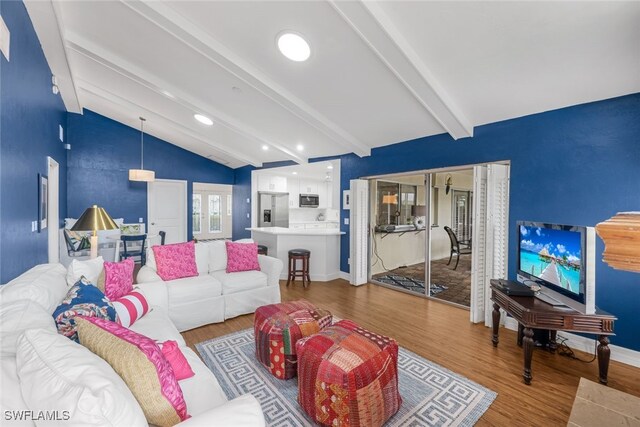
[484,164,510,326]
[470,165,488,323]
[350,179,369,286]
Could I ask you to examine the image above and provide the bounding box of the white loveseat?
[137,240,283,332]
[0,263,265,426]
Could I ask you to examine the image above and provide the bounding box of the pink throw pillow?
[161,341,195,381]
[104,258,135,300]
[225,241,260,273]
[152,242,198,281]
[113,290,149,328]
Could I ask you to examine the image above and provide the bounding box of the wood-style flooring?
[182,279,640,426]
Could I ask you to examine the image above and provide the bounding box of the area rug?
[374,274,448,297]
[196,328,496,426]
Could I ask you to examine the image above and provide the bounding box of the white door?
[47,157,59,263]
[148,180,187,244]
[192,183,233,240]
[350,179,369,286]
[470,165,488,323]
[484,164,510,325]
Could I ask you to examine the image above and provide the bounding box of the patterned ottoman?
[296,319,402,427]
[254,300,332,380]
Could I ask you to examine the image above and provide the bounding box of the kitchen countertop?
[247,227,345,236]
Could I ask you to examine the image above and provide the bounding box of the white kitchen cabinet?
[318,181,328,209]
[287,177,299,208]
[305,223,327,229]
[290,224,305,229]
[299,179,318,195]
[258,175,287,192]
[326,222,339,229]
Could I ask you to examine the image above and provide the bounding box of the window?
[192,194,201,234]
[208,195,221,233]
[376,181,417,226]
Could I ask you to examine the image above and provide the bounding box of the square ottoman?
[254,299,332,380]
[296,319,402,427]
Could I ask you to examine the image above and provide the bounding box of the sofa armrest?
[137,265,162,283]
[176,394,264,427]
[134,281,168,311]
[258,255,283,287]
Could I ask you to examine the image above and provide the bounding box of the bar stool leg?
[304,255,310,288]
[286,256,292,287]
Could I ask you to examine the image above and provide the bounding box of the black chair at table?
[444,226,472,270]
[159,231,166,245]
[120,234,147,266]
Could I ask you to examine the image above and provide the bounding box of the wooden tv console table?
[490,281,616,385]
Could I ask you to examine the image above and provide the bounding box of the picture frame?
[343,190,351,210]
[38,174,48,232]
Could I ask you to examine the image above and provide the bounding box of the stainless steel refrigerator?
[258,192,289,228]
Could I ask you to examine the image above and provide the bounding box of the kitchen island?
[247,227,345,282]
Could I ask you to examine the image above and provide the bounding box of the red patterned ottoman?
[254,300,332,380]
[296,319,402,427]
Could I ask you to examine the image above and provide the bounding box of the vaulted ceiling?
[26,1,640,168]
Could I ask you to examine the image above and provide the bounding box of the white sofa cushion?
[66,256,104,286]
[206,241,227,273]
[178,347,228,416]
[194,243,209,275]
[146,246,157,271]
[16,328,147,426]
[210,270,267,295]
[129,306,186,347]
[0,264,68,313]
[176,394,264,427]
[0,356,32,426]
[0,299,56,356]
[166,276,223,306]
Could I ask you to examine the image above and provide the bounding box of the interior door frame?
[147,179,188,242]
[47,157,59,263]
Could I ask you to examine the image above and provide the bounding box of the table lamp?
[71,205,118,259]
[382,193,398,225]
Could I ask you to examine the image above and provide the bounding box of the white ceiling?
[26,1,640,169]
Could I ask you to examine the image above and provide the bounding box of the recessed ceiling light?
[292,171,298,175]
[327,165,333,170]
[277,32,311,62]
[262,145,269,151]
[296,144,304,152]
[194,114,213,126]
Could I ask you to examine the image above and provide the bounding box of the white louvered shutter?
[350,179,369,286]
[470,166,488,323]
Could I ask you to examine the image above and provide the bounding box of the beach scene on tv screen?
[520,225,581,294]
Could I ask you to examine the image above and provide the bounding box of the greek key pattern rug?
[196,328,496,426]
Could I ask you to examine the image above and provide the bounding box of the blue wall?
[0,0,68,283]
[234,94,640,351]
[66,110,235,238]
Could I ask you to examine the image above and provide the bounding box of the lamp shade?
[596,212,640,273]
[411,205,426,216]
[128,169,155,182]
[71,205,118,232]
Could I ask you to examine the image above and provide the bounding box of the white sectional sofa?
[0,263,266,426]
[137,240,283,331]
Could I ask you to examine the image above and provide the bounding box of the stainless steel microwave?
[299,194,319,208]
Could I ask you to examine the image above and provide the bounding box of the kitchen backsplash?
[290,208,339,222]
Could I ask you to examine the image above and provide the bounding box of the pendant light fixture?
[129,117,155,182]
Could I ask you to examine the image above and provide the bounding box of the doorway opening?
[192,183,233,240]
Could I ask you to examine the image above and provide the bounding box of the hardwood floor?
[182,279,640,426]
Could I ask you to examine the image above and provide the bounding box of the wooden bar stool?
[287,249,311,288]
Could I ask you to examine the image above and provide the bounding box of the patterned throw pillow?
[225,241,260,273]
[75,317,189,427]
[152,242,198,281]
[104,258,135,300]
[52,277,117,342]
[63,229,91,252]
[112,290,149,328]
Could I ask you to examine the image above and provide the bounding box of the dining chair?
[159,231,166,245]
[120,234,147,266]
[444,226,472,270]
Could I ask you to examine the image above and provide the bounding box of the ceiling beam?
[65,32,307,165]
[121,0,371,157]
[23,0,81,113]
[76,79,263,168]
[329,1,474,140]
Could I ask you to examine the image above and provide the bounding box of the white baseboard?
[339,271,350,281]
[278,272,341,282]
[503,318,640,368]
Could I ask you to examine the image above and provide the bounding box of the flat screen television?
[516,221,595,314]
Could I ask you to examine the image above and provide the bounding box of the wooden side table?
[490,281,616,385]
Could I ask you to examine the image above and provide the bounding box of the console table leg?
[523,327,534,385]
[492,303,500,347]
[549,330,557,353]
[597,335,610,385]
[517,323,523,347]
